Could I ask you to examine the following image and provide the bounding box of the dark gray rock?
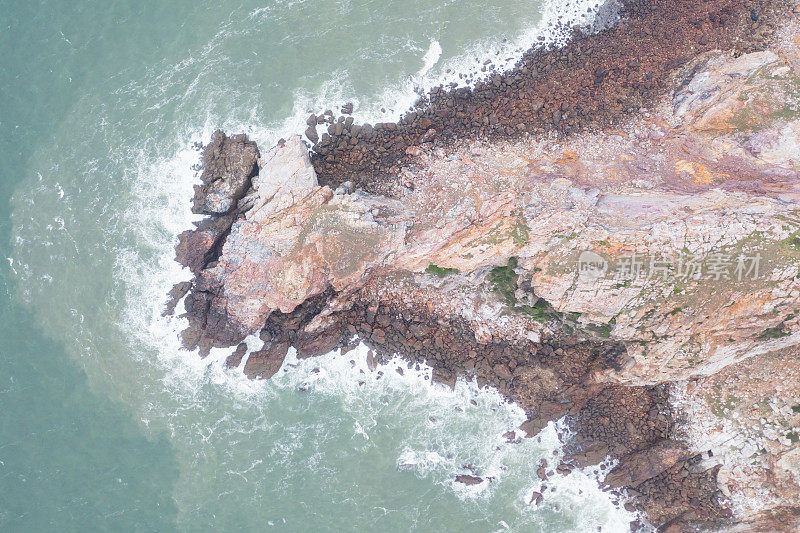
[192,130,259,215]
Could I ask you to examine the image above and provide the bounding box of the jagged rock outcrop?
[170,4,800,531]
[180,48,800,378]
[175,131,260,276]
[192,131,259,215]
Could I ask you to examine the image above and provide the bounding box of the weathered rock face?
[175,214,235,274]
[672,344,800,530]
[181,49,800,379]
[182,136,408,351]
[238,136,318,221]
[171,5,800,531]
[604,440,689,489]
[192,131,259,215]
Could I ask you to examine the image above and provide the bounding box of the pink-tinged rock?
[180,52,800,386]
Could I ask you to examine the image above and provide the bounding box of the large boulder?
[192,130,260,215]
[238,136,318,221]
[243,340,290,379]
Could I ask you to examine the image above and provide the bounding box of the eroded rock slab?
[172,9,800,530]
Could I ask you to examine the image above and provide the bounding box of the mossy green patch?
[426,264,459,277]
[587,322,613,338]
[757,324,790,340]
[489,257,519,306]
[784,231,800,251]
[488,257,562,323]
[510,212,530,246]
[519,299,560,322]
[708,386,741,418]
[729,62,800,130]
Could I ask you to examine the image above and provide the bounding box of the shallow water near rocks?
[1,0,637,530]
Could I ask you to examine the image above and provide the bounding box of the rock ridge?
[170,1,800,531]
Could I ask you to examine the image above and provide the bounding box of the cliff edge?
[169,1,800,530]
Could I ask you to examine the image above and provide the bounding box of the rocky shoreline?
[307,0,784,194]
[170,0,800,530]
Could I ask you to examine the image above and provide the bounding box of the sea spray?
[417,40,443,77]
[227,342,641,530]
[6,0,638,529]
[292,0,620,133]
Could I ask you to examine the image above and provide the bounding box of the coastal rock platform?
[170,1,800,530]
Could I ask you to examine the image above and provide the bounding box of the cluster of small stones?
[233,292,730,528]
[307,0,785,194]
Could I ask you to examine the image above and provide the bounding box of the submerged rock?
[455,474,484,486]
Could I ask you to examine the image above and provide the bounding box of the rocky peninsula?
[169,0,800,530]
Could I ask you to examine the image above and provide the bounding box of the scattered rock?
[455,474,484,486]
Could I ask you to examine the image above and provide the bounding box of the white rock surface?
[241,136,318,222]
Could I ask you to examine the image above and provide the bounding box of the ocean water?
[0,1,637,531]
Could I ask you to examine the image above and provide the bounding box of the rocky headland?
[169,0,800,530]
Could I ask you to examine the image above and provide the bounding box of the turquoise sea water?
[1,1,636,531]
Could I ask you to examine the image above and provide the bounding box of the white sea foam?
[301,0,621,129]
[110,0,640,528]
[418,40,443,77]
[257,343,641,529]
